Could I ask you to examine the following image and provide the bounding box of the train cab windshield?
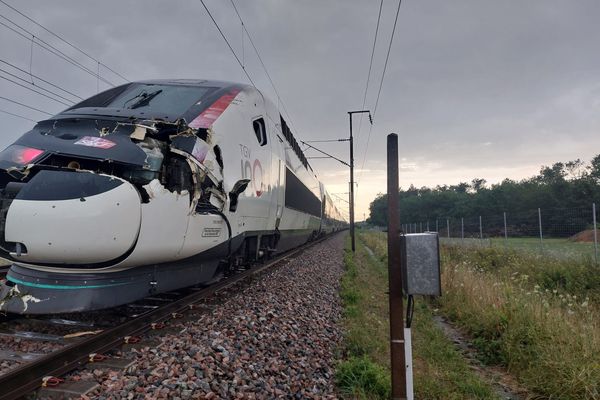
[67,83,213,116]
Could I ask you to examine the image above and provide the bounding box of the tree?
[366,155,600,230]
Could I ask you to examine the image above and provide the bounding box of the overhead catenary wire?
[198,0,256,89]
[228,0,300,136]
[356,0,384,143]
[0,108,37,122]
[372,0,402,117]
[0,16,117,87]
[357,0,402,186]
[0,74,73,106]
[0,59,84,100]
[0,95,53,115]
[0,66,78,104]
[0,0,128,83]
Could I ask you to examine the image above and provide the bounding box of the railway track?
[0,236,328,400]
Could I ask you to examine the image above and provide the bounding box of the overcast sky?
[1,1,599,220]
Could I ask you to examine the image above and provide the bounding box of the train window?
[253,118,267,146]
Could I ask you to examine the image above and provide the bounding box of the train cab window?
[253,118,267,146]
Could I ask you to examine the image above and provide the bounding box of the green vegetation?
[337,236,391,399]
[440,249,599,399]
[441,242,600,304]
[444,236,598,261]
[360,230,600,400]
[336,234,498,399]
[367,156,600,238]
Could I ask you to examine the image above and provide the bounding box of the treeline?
[368,155,600,230]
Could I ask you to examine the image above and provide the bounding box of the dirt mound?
[569,229,597,242]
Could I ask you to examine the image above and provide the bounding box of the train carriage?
[0,79,345,314]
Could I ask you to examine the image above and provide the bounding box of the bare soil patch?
[569,229,597,242]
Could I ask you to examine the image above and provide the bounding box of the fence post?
[419,222,422,233]
[594,203,598,264]
[436,219,439,232]
[479,215,483,240]
[426,220,429,231]
[538,208,543,252]
[503,211,508,244]
[461,218,464,241]
[446,218,450,238]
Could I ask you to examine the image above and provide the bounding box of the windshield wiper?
[127,89,163,109]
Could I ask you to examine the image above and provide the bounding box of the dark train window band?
[284,168,321,217]
[16,170,123,201]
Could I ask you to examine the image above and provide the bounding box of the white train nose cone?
[4,170,141,264]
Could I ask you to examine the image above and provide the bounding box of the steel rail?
[0,235,333,400]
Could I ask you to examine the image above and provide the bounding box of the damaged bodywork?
[0,79,345,314]
[0,81,239,265]
[0,80,244,313]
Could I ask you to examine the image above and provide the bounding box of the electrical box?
[400,233,441,296]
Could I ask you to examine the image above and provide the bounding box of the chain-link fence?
[402,204,599,262]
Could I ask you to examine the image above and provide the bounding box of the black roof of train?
[54,79,248,122]
[131,79,245,88]
[2,80,249,168]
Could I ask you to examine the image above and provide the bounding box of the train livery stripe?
[7,276,130,290]
[188,88,241,129]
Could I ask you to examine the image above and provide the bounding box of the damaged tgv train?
[0,79,345,314]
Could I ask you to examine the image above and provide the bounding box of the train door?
[238,93,272,226]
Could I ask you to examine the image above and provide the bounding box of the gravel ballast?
[77,233,346,399]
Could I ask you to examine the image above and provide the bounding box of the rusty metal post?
[387,133,407,400]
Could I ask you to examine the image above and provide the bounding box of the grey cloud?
[1,0,599,219]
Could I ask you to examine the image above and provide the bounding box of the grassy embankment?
[336,234,498,399]
[361,231,600,400]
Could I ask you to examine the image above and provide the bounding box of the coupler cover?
[400,233,441,296]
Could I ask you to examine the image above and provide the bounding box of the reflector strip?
[189,88,241,129]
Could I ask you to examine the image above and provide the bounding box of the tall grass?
[336,236,391,398]
[442,244,600,304]
[360,231,600,399]
[337,233,498,399]
[441,253,599,399]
